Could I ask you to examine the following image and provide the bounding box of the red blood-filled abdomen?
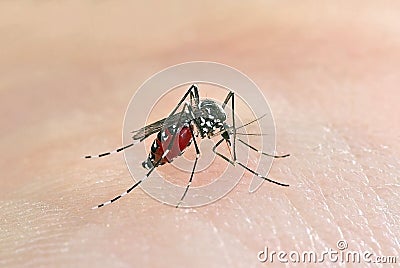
[152,125,193,166]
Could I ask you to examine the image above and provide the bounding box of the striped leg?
[84,143,137,158]
[212,138,289,187]
[92,156,163,209]
[176,120,200,208]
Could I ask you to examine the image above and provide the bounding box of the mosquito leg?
[235,162,289,187]
[168,84,198,117]
[221,91,233,109]
[231,92,236,161]
[84,142,137,158]
[212,138,289,187]
[130,84,199,142]
[213,138,235,164]
[221,91,237,161]
[237,138,290,158]
[176,121,200,208]
[160,84,199,136]
[92,155,164,209]
[235,133,269,136]
[156,103,199,207]
[162,102,192,154]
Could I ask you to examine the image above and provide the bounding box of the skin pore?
[1,1,399,267]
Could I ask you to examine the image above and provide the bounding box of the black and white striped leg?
[84,143,136,158]
[237,138,290,158]
[212,138,289,187]
[92,156,164,209]
[176,121,200,208]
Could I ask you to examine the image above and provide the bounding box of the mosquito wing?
[131,112,191,141]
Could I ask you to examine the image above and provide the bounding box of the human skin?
[0,1,399,267]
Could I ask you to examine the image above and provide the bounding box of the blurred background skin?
[1,1,399,267]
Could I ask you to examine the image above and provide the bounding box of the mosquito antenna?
[220,114,268,137]
[84,142,136,159]
[234,114,267,131]
[221,114,268,136]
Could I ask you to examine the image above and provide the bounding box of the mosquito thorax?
[196,99,227,138]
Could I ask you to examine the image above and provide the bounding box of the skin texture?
[0,1,399,267]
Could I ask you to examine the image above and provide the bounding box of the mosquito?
[85,84,290,209]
